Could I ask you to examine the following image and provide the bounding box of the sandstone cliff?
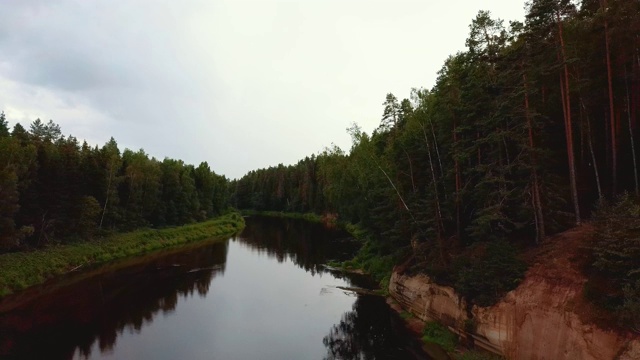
[389,226,640,360]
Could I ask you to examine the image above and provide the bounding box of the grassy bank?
[338,240,405,292]
[0,213,245,298]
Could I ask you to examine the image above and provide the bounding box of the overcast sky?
[0,0,525,179]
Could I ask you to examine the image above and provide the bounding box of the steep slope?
[390,226,640,359]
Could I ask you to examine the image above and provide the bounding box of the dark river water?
[0,216,427,360]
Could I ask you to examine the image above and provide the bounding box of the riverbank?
[0,212,245,298]
[242,211,499,358]
[387,296,505,360]
[240,210,398,287]
[241,210,333,226]
[388,225,640,360]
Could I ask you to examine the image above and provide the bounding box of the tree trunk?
[477,131,482,165]
[404,149,417,194]
[453,117,462,241]
[582,99,604,201]
[626,65,639,195]
[421,123,444,235]
[421,122,446,265]
[377,164,412,215]
[580,102,585,165]
[524,73,545,243]
[430,119,446,200]
[99,163,114,230]
[601,0,617,195]
[556,12,581,226]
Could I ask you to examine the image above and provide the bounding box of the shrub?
[591,193,640,281]
[620,280,640,332]
[345,239,405,287]
[589,193,640,328]
[422,321,458,353]
[399,310,414,320]
[454,241,526,307]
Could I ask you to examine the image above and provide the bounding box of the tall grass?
[0,213,245,298]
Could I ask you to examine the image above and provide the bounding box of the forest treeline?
[232,0,640,314]
[0,116,230,251]
[1,0,638,326]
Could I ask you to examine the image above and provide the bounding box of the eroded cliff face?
[389,226,640,360]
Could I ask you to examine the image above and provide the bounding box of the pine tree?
[0,112,9,138]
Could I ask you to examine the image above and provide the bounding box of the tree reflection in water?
[0,240,228,359]
[237,216,360,275]
[0,217,427,360]
[323,295,428,360]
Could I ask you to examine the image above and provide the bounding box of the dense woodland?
[1,0,639,327]
[0,115,230,250]
[232,0,640,321]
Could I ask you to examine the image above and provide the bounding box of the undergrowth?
[244,211,402,290]
[422,321,458,353]
[339,234,407,291]
[586,192,640,330]
[452,240,527,307]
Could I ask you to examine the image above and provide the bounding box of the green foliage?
[0,115,232,251]
[227,1,640,314]
[0,213,244,298]
[454,241,526,306]
[589,193,640,328]
[422,321,458,353]
[244,210,401,290]
[380,93,401,130]
[620,280,640,332]
[0,135,36,250]
[0,111,9,137]
[591,193,640,280]
[342,239,402,287]
[241,210,324,224]
[399,311,414,320]
[29,118,61,143]
[1,0,635,323]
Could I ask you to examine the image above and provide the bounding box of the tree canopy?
[232,0,640,306]
[0,119,230,250]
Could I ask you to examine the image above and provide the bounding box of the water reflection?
[0,240,228,359]
[323,295,426,360]
[0,216,426,360]
[237,216,359,275]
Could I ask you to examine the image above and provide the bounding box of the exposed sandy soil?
[389,223,640,359]
[519,223,621,331]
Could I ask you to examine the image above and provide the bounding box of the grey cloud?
[0,0,525,179]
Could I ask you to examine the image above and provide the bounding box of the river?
[0,216,427,359]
